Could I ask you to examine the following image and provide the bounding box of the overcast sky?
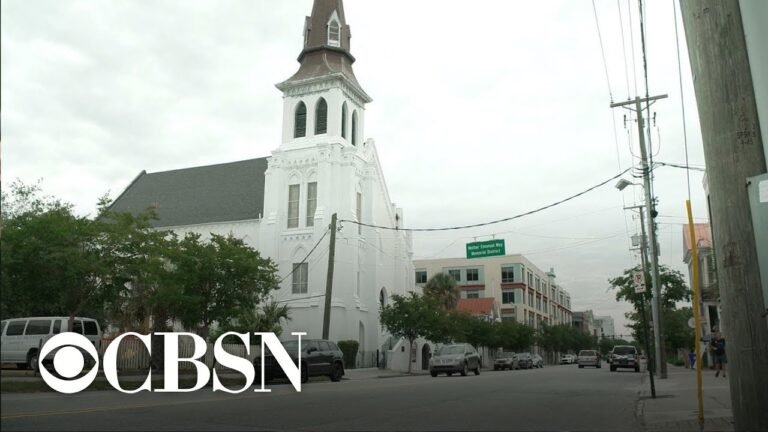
[1,0,710,337]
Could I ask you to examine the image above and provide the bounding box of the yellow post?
[686,200,705,431]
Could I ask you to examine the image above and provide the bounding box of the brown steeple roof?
[277,0,370,101]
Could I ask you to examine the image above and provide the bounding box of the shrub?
[337,340,359,369]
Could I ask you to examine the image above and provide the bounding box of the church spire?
[277,0,370,102]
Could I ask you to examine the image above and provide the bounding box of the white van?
[0,317,102,370]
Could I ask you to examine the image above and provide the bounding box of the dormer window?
[328,19,340,47]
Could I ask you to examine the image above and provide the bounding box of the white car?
[560,354,575,364]
[1,317,102,370]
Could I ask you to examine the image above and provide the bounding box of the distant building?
[593,316,615,339]
[413,254,572,329]
[683,223,720,337]
[456,298,500,322]
[572,310,596,336]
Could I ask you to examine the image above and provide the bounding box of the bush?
[337,340,359,369]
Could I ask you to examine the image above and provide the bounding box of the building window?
[328,19,340,47]
[306,182,317,227]
[501,266,514,283]
[448,269,461,282]
[415,270,427,284]
[351,111,358,145]
[292,262,308,294]
[294,102,307,138]
[315,98,327,135]
[535,277,540,291]
[287,184,300,228]
[356,192,362,235]
[502,290,515,304]
[466,291,480,299]
[528,292,534,307]
[527,272,533,287]
[356,271,361,298]
[341,102,347,139]
[466,268,479,282]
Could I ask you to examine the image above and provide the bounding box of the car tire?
[430,371,438,377]
[597,364,601,368]
[330,363,343,382]
[27,350,39,372]
[579,365,584,368]
[635,366,640,372]
[447,372,452,377]
[301,362,309,384]
[494,366,499,371]
[460,363,468,376]
[474,366,480,376]
[610,366,616,372]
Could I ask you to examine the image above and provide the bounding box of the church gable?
[110,158,268,228]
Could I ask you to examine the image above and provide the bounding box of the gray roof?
[110,158,268,228]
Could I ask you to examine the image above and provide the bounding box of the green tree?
[380,292,443,373]
[167,233,279,340]
[1,181,112,329]
[422,273,460,311]
[211,301,291,343]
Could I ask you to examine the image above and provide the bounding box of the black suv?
[255,339,345,384]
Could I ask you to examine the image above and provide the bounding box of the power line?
[673,1,693,200]
[654,161,706,172]
[340,167,632,232]
[276,227,330,284]
[617,0,631,99]
[592,0,614,102]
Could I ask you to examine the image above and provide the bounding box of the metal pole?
[630,96,667,379]
[637,209,656,398]
[322,213,337,340]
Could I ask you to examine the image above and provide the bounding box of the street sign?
[633,271,646,294]
[466,239,506,259]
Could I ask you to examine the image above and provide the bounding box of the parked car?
[516,352,534,369]
[560,354,575,364]
[494,352,518,371]
[429,343,481,377]
[531,354,544,368]
[0,317,101,370]
[577,350,601,368]
[255,339,345,384]
[609,345,640,372]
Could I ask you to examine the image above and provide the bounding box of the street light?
[617,178,666,379]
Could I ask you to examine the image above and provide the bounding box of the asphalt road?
[1,364,645,431]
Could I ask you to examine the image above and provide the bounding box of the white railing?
[98,338,259,370]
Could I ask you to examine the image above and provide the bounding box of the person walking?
[710,332,727,377]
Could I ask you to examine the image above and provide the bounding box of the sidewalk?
[342,367,429,380]
[638,364,733,432]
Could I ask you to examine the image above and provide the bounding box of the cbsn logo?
[39,332,306,394]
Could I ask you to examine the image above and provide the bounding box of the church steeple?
[277,0,370,102]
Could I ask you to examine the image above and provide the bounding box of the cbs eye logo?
[39,333,100,394]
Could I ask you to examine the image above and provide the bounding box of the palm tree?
[253,301,291,336]
[423,273,460,311]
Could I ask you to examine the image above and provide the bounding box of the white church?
[110,0,419,368]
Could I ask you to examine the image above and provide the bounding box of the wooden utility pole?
[680,1,768,430]
[322,213,337,340]
[612,95,669,379]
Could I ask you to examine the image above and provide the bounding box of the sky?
[1,0,710,338]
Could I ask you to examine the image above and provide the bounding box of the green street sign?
[466,239,506,259]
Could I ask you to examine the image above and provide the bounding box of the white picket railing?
[98,338,260,370]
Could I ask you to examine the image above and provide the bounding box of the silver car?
[430,343,481,377]
[494,352,518,371]
[577,350,602,368]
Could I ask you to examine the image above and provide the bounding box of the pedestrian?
[688,349,697,371]
[710,332,727,377]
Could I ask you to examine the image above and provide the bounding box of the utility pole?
[627,204,656,398]
[612,95,668,379]
[680,1,768,430]
[322,213,337,340]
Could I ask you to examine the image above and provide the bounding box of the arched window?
[315,98,327,135]
[328,19,340,47]
[351,110,358,146]
[341,102,348,139]
[294,102,307,138]
[379,288,387,308]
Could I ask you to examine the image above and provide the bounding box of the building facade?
[593,316,615,339]
[572,310,595,336]
[110,0,415,366]
[683,224,720,339]
[413,254,572,329]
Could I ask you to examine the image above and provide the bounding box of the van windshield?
[613,346,637,355]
